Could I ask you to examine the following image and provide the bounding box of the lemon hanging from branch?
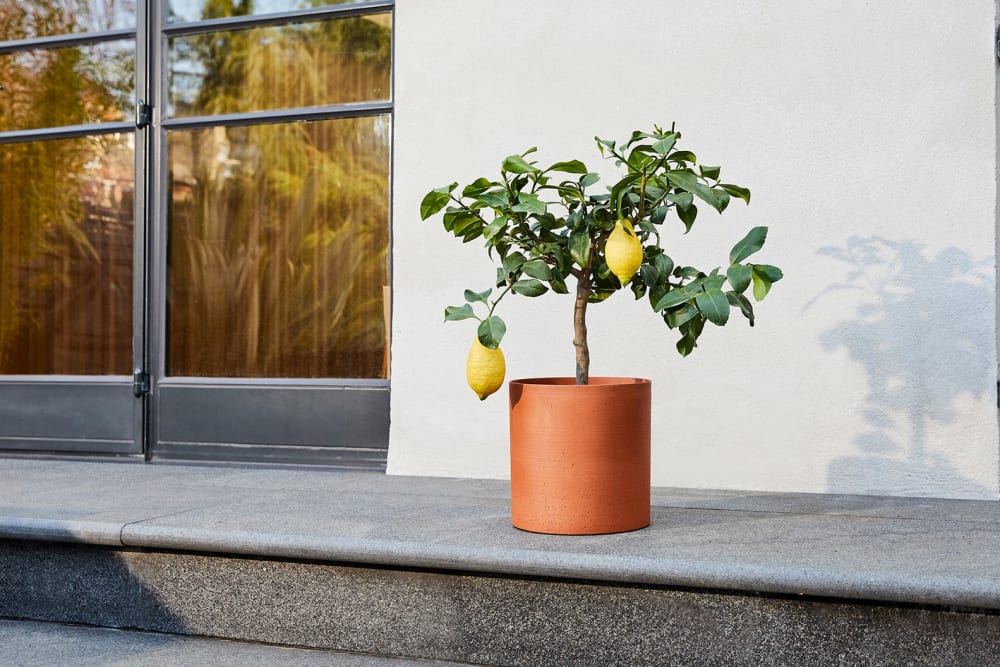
[605,219,643,285]
[466,337,506,401]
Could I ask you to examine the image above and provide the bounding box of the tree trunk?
[573,273,591,385]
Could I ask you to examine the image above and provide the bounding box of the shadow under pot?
[508,377,651,535]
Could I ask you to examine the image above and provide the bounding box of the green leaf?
[502,154,537,174]
[548,275,569,294]
[464,288,491,304]
[668,149,697,164]
[754,264,784,282]
[483,216,508,242]
[611,172,644,212]
[653,288,693,311]
[580,172,601,188]
[726,264,752,294]
[462,178,496,198]
[699,165,721,180]
[419,184,456,220]
[547,160,588,174]
[639,263,660,288]
[652,135,677,156]
[477,316,506,348]
[502,251,526,278]
[676,202,697,232]
[512,278,548,297]
[654,253,674,280]
[720,183,751,204]
[477,190,509,208]
[444,304,477,321]
[727,291,755,326]
[665,302,699,328]
[511,192,547,215]
[521,259,553,280]
[666,170,728,213]
[568,229,591,267]
[729,226,768,264]
[676,334,696,357]
[695,288,730,325]
[752,264,782,301]
[666,192,694,210]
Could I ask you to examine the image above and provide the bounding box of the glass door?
[149,1,392,467]
[0,0,391,467]
[0,0,142,455]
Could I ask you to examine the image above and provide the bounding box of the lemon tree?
[421,124,783,390]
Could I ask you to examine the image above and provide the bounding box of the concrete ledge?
[1,458,998,611]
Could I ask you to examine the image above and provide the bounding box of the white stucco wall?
[388,0,1000,499]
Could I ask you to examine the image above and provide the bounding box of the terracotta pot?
[509,377,651,535]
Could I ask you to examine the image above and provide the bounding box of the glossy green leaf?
[464,288,491,304]
[502,154,537,174]
[478,316,506,348]
[512,278,548,297]
[462,178,496,198]
[720,183,751,204]
[653,287,693,311]
[752,265,781,301]
[444,303,476,321]
[521,259,553,280]
[699,165,721,180]
[547,159,588,174]
[665,302,699,328]
[695,288,730,325]
[511,192,547,215]
[580,172,601,188]
[726,264,752,294]
[666,170,728,213]
[420,184,456,220]
[568,229,591,267]
[729,226,768,264]
[652,135,677,156]
[677,202,697,232]
[727,291,755,326]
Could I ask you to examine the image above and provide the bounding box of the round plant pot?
[508,377,651,535]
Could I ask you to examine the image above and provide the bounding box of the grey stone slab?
[0,619,464,666]
[2,458,1000,610]
[2,540,998,667]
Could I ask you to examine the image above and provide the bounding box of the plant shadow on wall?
[811,237,993,496]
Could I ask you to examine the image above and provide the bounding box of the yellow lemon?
[466,337,506,401]
[605,218,643,285]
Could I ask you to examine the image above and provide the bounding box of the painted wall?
[388,0,1000,499]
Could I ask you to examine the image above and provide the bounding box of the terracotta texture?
[509,377,651,535]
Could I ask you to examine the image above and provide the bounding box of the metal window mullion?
[161,102,393,132]
[162,0,394,38]
[0,122,134,145]
[0,28,135,54]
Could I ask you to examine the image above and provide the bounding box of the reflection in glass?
[168,12,390,117]
[168,0,370,24]
[0,134,134,374]
[0,40,134,132]
[167,115,390,378]
[0,0,136,39]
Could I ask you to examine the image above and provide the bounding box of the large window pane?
[0,40,134,132]
[167,115,390,378]
[0,134,134,374]
[168,1,370,24]
[168,13,390,117]
[0,0,136,40]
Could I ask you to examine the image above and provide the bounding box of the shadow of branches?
[812,236,994,496]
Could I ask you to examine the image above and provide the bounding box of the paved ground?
[0,457,998,609]
[0,618,469,666]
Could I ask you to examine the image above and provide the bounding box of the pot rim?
[509,377,651,386]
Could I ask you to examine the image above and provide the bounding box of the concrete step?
[0,618,469,666]
[1,459,999,665]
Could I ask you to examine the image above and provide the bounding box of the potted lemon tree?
[420,125,782,534]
